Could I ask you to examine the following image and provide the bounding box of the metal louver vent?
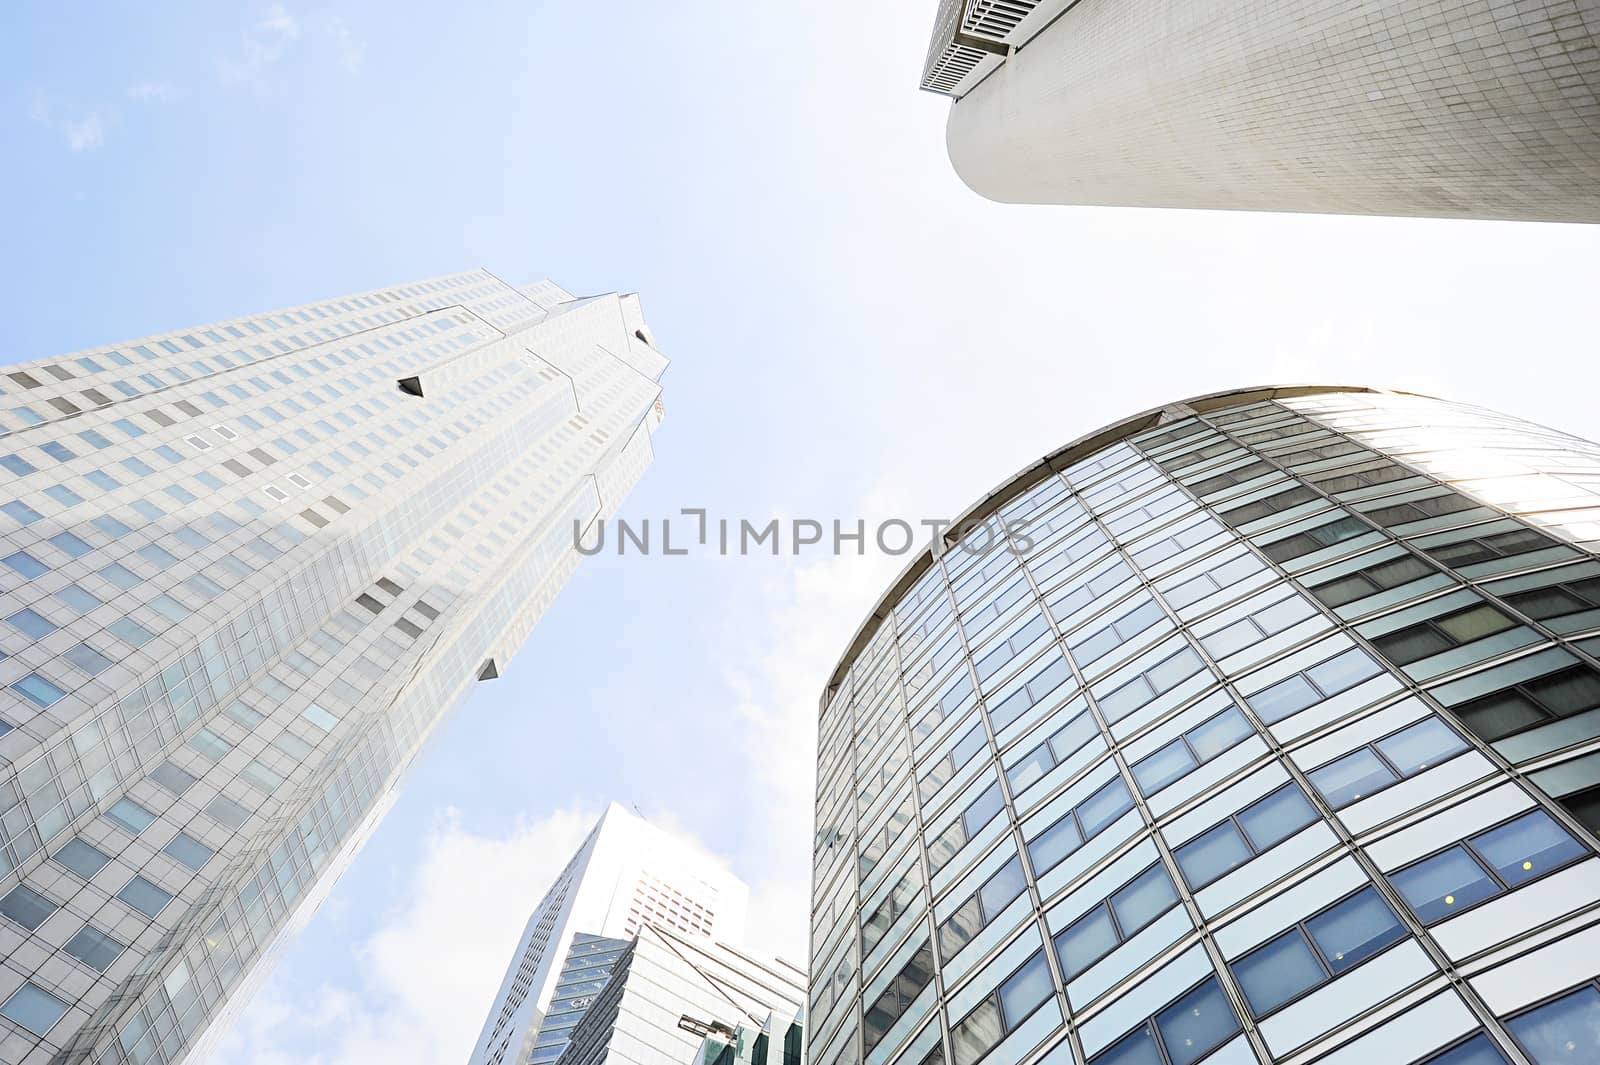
[924,42,991,94]
[962,0,1040,41]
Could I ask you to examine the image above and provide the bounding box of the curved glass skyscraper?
[810,387,1600,1065]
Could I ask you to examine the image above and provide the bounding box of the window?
[1363,492,1482,529]
[1420,526,1565,571]
[950,951,1055,1065]
[1174,783,1318,890]
[149,761,197,795]
[864,942,935,1054]
[2,550,48,579]
[1451,665,1600,743]
[1231,886,1406,1017]
[1308,717,1469,808]
[64,925,126,972]
[1218,484,1321,528]
[1131,705,1254,796]
[0,982,68,1036]
[1505,981,1600,1064]
[2,500,42,525]
[7,608,57,639]
[1247,647,1384,723]
[64,642,114,676]
[1163,552,1268,609]
[0,883,58,931]
[1027,778,1134,877]
[987,653,1074,732]
[53,838,112,879]
[1091,976,1240,1065]
[1199,593,1320,659]
[928,782,1006,876]
[920,722,989,803]
[1497,573,1600,623]
[117,875,174,917]
[106,797,155,834]
[939,856,1028,961]
[12,672,67,707]
[1388,809,1587,923]
[1054,864,1179,980]
[1096,644,1207,723]
[163,832,215,871]
[1260,515,1369,564]
[1371,603,1518,666]
[48,530,92,558]
[1070,599,1166,668]
[1006,704,1100,794]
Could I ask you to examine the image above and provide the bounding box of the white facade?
[0,271,668,1065]
[555,923,805,1065]
[923,0,1600,222]
[468,803,750,1065]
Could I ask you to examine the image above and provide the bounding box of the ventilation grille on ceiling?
[962,0,1040,40]
[924,41,991,94]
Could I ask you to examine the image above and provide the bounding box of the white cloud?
[26,90,104,152]
[212,806,596,1065]
[218,4,302,86]
[126,82,178,102]
[324,15,367,73]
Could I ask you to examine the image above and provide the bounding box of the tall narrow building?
[921,1,1600,221]
[812,387,1600,1065]
[0,271,669,1065]
[468,803,750,1065]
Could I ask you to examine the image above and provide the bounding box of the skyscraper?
[554,923,804,1065]
[0,270,668,1065]
[920,1,1600,222]
[811,386,1600,1065]
[469,803,750,1065]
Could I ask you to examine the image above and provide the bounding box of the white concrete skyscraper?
[0,270,668,1064]
[920,1,1600,221]
[467,803,750,1065]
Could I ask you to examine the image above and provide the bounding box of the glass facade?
[0,272,668,1064]
[810,387,1600,1065]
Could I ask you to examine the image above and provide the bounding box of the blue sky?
[4,3,1599,1063]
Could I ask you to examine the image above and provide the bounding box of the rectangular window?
[1134,706,1256,803]
[938,856,1027,962]
[950,950,1055,1065]
[1259,515,1369,564]
[1387,809,1587,924]
[1054,863,1179,980]
[116,875,174,917]
[65,925,126,971]
[1231,886,1406,1017]
[863,941,935,1054]
[1308,716,1469,808]
[1091,976,1240,1065]
[1246,647,1384,724]
[1026,777,1134,877]
[1174,783,1318,890]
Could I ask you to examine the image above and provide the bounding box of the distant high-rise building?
[920,1,1600,221]
[0,271,669,1064]
[469,804,750,1065]
[811,386,1600,1065]
[555,924,804,1065]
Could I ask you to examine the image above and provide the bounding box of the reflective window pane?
[1234,930,1324,1016]
[1132,740,1196,796]
[1091,1026,1163,1065]
[1303,886,1405,973]
[1420,1034,1511,1065]
[1391,847,1499,922]
[1237,784,1318,851]
[951,998,1002,1065]
[1109,865,1178,938]
[1155,977,1240,1065]
[1186,707,1253,761]
[1251,674,1320,723]
[1175,822,1251,889]
[1078,778,1133,837]
[1375,717,1468,775]
[1470,811,1586,887]
[0,982,68,1036]
[1311,748,1399,808]
[1055,906,1118,981]
[1506,985,1600,1064]
[998,951,1053,1026]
